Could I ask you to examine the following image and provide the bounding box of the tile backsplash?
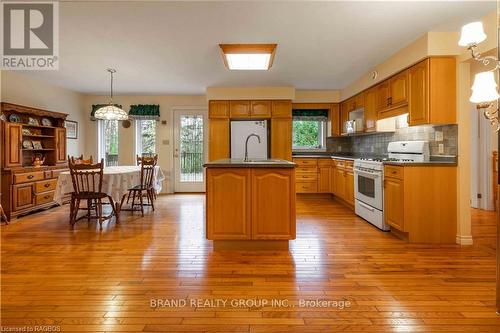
[327,124,457,156]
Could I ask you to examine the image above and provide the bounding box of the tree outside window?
[292,120,325,149]
[138,120,156,156]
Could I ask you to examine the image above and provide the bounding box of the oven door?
[354,168,383,210]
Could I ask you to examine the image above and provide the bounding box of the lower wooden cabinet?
[317,161,331,193]
[383,165,457,244]
[251,169,295,239]
[12,183,35,211]
[206,167,295,240]
[384,176,405,231]
[345,169,354,206]
[333,167,346,199]
[206,169,251,240]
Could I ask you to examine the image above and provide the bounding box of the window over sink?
[292,109,328,151]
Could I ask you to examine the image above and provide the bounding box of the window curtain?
[292,109,328,121]
[90,104,122,120]
[129,104,160,120]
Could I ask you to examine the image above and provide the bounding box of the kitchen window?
[135,119,157,157]
[292,109,328,151]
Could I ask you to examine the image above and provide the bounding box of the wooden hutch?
[1,103,68,220]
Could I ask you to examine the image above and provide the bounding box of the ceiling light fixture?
[94,68,128,121]
[219,44,277,70]
[458,21,500,131]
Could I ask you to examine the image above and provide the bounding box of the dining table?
[53,165,165,219]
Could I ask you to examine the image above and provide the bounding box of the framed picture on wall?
[65,120,78,139]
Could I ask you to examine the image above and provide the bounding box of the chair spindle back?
[68,158,104,195]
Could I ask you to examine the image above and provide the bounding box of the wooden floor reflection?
[1,194,498,332]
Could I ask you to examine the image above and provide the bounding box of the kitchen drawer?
[296,173,318,182]
[293,158,318,167]
[35,191,55,205]
[345,161,354,170]
[384,165,404,179]
[296,166,317,174]
[13,171,45,184]
[317,159,333,167]
[295,181,318,193]
[35,179,58,193]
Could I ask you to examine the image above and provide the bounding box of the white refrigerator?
[230,120,269,159]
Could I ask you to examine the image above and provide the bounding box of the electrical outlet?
[338,146,342,152]
[435,131,443,142]
[370,146,375,153]
[438,144,444,154]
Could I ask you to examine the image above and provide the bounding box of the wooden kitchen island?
[204,159,296,250]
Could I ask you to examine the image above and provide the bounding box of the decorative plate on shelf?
[22,129,32,136]
[32,140,43,149]
[41,118,52,127]
[22,140,33,149]
[9,114,21,123]
[28,117,39,126]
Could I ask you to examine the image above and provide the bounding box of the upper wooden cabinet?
[272,100,292,118]
[271,118,292,161]
[363,88,377,133]
[376,70,408,119]
[330,103,340,137]
[250,101,271,118]
[208,118,229,161]
[4,122,22,168]
[408,57,456,126]
[229,100,251,118]
[388,70,409,108]
[208,100,229,119]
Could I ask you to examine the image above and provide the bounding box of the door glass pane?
[139,120,156,157]
[180,115,204,182]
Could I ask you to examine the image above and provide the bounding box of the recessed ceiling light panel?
[219,44,277,70]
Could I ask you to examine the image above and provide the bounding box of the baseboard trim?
[456,235,473,245]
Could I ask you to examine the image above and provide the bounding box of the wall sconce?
[459,21,500,131]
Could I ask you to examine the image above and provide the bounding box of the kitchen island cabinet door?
[251,169,295,240]
[384,177,405,231]
[206,169,251,240]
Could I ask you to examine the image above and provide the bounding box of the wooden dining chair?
[136,154,159,199]
[70,155,93,165]
[122,156,157,217]
[68,158,117,229]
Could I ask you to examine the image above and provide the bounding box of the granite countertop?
[383,160,457,166]
[204,158,296,168]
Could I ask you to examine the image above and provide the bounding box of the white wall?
[82,95,206,193]
[1,71,86,158]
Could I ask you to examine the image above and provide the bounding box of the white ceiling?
[17,1,495,95]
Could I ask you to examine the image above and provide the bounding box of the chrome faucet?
[244,133,261,162]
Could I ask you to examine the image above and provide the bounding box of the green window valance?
[129,104,160,120]
[292,109,328,121]
[91,104,123,120]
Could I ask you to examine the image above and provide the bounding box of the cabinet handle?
[44,195,50,199]
[44,183,50,188]
[388,97,392,105]
[27,175,34,179]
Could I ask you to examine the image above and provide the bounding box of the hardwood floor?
[1,194,498,332]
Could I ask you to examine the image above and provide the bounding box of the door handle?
[358,201,375,212]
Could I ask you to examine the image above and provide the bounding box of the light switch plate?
[435,131,443,142]
[438,144,444,154]
[162,139,169,145]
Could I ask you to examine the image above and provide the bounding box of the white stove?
[353,141,430,231]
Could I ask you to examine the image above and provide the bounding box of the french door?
[173,109,208,192]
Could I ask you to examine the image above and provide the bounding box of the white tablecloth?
[53,166,165,205]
